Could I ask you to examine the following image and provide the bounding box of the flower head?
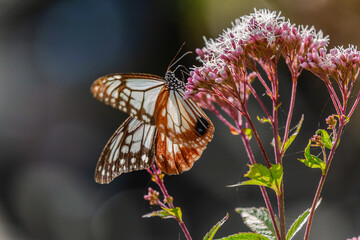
[300,45,360,92]
[144,187,160,205]
[326,115,337,130]
[281,25,328,76]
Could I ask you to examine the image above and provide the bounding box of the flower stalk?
[146,165,192,240]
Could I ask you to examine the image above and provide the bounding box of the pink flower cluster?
[185,9,328,128]
[300,45,360,94]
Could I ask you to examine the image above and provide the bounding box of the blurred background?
[0,0,359,239]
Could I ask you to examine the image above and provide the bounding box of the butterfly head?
[165,71,185,91]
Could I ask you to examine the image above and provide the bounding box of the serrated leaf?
[257,116,272,124]
[216,232,270,240]
[315,129,333,149]
[242,128,252,140]
[283,115,304,155]
[203,213,229,240]
[298,140,326,174]
[235,207,278,240]
[142,207,182,220]
[228,164,283,195]
[286,199,322,240]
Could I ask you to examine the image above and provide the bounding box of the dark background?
[0,0,359,239]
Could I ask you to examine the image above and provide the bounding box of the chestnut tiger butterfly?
[91,51,214,184]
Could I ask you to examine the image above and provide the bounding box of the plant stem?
[277,183,286,240]
[280,79,298,155]
[213,87,271,167]
[212,108,241,133]
[277,77,298,240]
[325,83,342,116]
[303,120,345,240]
[240,132,282,240]
[254,69,273,97]
[348,87,360,118]
[247,83,273,122]
[148,166,192,240]
[243,111,272,167]
[270,69,286,240]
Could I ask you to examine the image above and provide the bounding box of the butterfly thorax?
[164,71,186,91]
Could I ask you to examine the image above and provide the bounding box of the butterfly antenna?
[167,43,192,71]
[173,64,189,73]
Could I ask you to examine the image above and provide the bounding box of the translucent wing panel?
[156,89,214,148]
[155,132,205,175]
[91,73,165,124]
[95,117,158,184]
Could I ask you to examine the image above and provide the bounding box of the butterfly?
[91,59,214,184]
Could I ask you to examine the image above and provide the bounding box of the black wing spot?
[195,117,210,136]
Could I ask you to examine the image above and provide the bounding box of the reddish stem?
[212,108,241,133]
[270,66,286,240]
[239,132,282,240]
[243,110,272,168]
[280,78,298,155]
[303,119,345,240]
[147,166,192,240]
[325,83,341,116]
[348,88,360,118]
[247,83,273,122]
[253,69,273,97]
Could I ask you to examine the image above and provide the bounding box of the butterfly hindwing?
[155,132,208,175]
[155,88,214,149]
[95,117,158,184]
[91,73,166,124]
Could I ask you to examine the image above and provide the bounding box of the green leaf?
[142,207,182,220]
[242,128,252,140]
[286,199,322,240]
[235,207,278,240]
[283,115,304,155]
[257,116,272,124]
[203,213,229,240]
[315,129,333,149]
[228,164,283,195]
[216,232,270,240]
[298,140,327,174]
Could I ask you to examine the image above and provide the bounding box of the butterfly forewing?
[91,73,166,124]
[95,117,158,184]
